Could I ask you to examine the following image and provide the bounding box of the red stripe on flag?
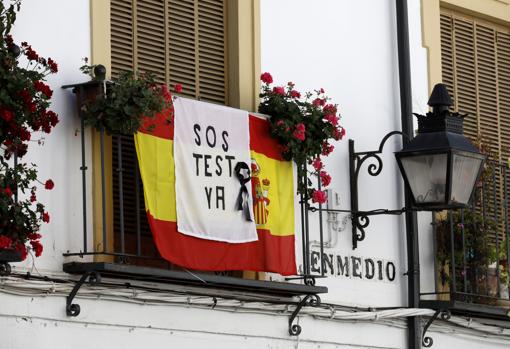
[139,107,174,140]
[147,212,297,276]
[249,116,285,161]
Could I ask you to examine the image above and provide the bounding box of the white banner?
[173,98,258,243]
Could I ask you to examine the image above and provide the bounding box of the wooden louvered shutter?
[440,10,510,162]
[440,10,510,243]
[110,0,228,264]
[111,0,227,103]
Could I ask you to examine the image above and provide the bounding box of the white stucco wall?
[261,0,410,308]
[6,0,93,273]
[0,0,509,348]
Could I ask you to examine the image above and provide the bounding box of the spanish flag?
[134,108,297,275]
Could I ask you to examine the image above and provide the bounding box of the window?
[432,8,510,307]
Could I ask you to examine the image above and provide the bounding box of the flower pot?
[0,248,22,276]
[0,248,22,262]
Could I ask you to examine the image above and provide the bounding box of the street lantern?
[395,83,486,210]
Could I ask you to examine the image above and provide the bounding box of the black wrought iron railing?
[422,160,510,316]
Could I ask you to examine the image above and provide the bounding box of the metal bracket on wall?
[66,271,102,317]
[349,131,408,249]
[288,294,321,336]
[421,309,451,347]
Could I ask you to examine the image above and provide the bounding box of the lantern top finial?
[428,83,453,112]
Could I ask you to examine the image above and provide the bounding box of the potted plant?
[258,73,345,204]
[0,0,58,272]
[76,60,171,135]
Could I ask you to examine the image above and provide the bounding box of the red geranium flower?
[293,123,306,141]
[311,189,327,204]
[321,142,334,156]
[174,83,183,93]
[44,179,54,190]
[28,233,42,241]
[260,72,273,84]
[324,114,338,126]
[320,171,332,187]
[312,157,323,171]
[272,86,285,96]
[290,90,301,99]
[47,57,58,73]
[42,212,50,223]
[30,240,43,257]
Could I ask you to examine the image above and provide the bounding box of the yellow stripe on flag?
[134,132,176,222]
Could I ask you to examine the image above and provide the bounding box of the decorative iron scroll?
[349,131,408,249]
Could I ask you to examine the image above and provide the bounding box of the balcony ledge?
[63,262,328,301]
[421,298,510,321]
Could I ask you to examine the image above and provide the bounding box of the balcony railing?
[61,81,328,303]
[421,160,510,319]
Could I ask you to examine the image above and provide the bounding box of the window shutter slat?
[111,0,134,78]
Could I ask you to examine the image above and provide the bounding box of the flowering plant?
[79,61,171,135]
[0,0,57,260]
[258,72,345,203]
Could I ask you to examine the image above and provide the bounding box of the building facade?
[0,0,509,348]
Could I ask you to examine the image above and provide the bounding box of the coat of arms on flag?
[134,98,297,275]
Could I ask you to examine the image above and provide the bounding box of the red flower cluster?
[272,86,285,96]
[174,83,183,93]
[322,142,334,156]
[333,127,346,141]
[290,90,301,99]
[34,81,53,98]
[0,6,56,260]
[312,157,323,171]
[47,58,58,73]
[320,171,332,187]
[324,114,338,126]
[260,72,273,84]
[30,240,43,257]
[311,189,327,204]
[293,123,306,141]
[313,98,326,107]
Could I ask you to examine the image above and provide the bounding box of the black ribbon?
[234,161,252,221]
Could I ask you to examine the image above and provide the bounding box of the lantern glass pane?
[400,153,448,204]
[451,154,483,205]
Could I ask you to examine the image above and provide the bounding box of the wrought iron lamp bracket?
[349,131,408,249]
[288,294,322,336]
[421,309,451,347]
[66,271,102,317]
